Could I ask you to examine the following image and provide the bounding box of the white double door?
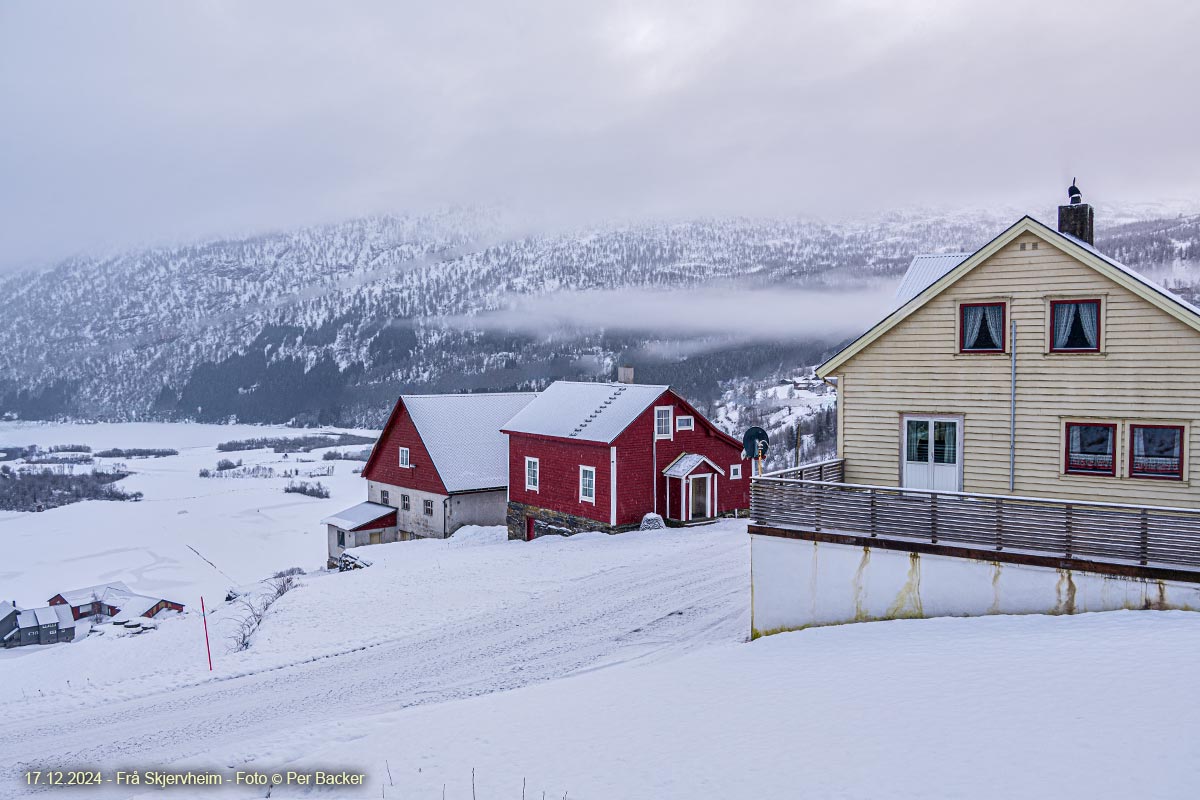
[902,415,962,491]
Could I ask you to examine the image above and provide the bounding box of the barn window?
[676,416,694,432]
[579,466,596,503]
[655,407,673,439]
[423,499,434,516]
[380,490,390,506]
[1051,300,1101,352]
[1064,422,1116,476]
[525,457,539,491]
[1130,424,1184,480]
[960,303,1005,352]
[399,447,411,467]
[401,494,410,511]
[730,464,742,480]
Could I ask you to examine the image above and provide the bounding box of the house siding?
[367,480,448,538]
[507,436,612,528]
[835,231,1200,507]
[362,400,449,496]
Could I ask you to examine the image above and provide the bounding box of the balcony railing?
[751,461,1200,572]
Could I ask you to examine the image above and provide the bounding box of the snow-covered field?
[2,423,1198,799]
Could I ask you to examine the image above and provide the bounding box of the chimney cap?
[1068,177,1082,205]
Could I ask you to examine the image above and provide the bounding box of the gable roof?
[501,381,669,444]
[55,581,133,607]
[367,392,538,493]
[662,452,726,478]
[819,215,1200,377]
[0,601,14,621]
[892,253,971,309]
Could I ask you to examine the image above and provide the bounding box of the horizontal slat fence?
[752,464,1200,571]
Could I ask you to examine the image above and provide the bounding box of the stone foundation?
[506,501,630,540]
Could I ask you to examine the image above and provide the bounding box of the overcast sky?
[1,1,1197,270]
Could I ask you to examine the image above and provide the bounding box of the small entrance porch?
[663,453,725,524]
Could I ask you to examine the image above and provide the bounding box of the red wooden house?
[501,380,749,539]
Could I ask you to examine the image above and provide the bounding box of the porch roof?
[662,452,725,479]
[321,501,396,531]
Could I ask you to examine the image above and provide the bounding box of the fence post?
[814,483,823,533]
[869,489,877,538]
[1064,504,1073,559]
[995,498,1003,551]
[1139,509,1149,566]
[929,492,938,544]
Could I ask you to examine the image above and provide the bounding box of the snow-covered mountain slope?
[2,209,1197,432]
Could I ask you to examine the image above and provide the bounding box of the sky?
[2,0,1198,271]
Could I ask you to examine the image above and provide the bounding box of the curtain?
[1054,303,1077,349]
[962,305,984,349]
[982,304,1004,348]
[1077,301,1099,348]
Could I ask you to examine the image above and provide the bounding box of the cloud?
[440,284,895,344]
[1,1,1198,270]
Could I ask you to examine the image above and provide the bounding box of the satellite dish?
[742,427,769,461]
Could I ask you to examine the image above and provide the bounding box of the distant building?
[502,379,750,539]
[0,601,18,648]
[325,392,538,566]
[48,582,184,623]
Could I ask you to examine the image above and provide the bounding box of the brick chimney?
[617,365,635,384]
[1057,177,1094,245]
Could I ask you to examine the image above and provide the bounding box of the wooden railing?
[751,470,1200,572]
[763,458,845,482]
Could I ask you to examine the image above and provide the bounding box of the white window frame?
[398,447,411,468]
[579,465,596,504]
[401,494,410,511]
[655,406,673,440]
[676,415,694,432]
[525,456,540,492]
[423,499,434,516]
[730,464,742,480]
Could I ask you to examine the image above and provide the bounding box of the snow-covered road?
[1,526,749,797]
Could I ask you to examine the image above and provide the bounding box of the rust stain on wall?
[885,552,924,619]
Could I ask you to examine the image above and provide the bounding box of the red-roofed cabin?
[501,380,749,539]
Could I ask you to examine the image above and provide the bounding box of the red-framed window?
[1129,424,1185,480]
[1064,422,1117,476]
[1050,299,1101,352]
[959,302,1006,353]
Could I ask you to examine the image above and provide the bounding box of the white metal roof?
[54,605,76,628]
[321,501,396,530]
[662,453,726,479]
[892,253,971,310]
[502,381,669,444]
[56,581,132,606]
[34,607,58,626]
[402,392,538,493]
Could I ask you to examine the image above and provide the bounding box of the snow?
[0,423,1197,799]
[502,381,668,443]
[319,500,393,530]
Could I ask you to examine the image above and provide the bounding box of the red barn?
[501,380,749,539]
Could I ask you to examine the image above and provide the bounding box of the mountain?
[2,208,1198,451]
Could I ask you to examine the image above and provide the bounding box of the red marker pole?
[201,596,213,671]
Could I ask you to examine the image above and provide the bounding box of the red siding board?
[508,435,611,525]
[362,398,449,495]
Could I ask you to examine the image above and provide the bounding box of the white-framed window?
[398,447,411,467]
[655,406,673,439]
[525,456,539,491]
[579,465,596,503]
[401,494,410,511]
[423,499,434,516]
[380,490,390,505]
[730,464,742,480]
[676,415,694,432]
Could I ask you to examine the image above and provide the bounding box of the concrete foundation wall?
[750,534,1200,638]
[447,489,508,533]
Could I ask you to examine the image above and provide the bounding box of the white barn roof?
[402,392,538,493]
[502,382,669,444]
[56,581,133,606]
[322,501,396,530]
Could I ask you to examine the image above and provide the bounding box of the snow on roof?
[54,604,76,629]
[402,392,538,493]
[1056,228,1200,320]
[0,601,14,620]
[892,253,971,310]
[110,593,164,623]
[322,501,396,530]
[17,610,37,628]
[56,581,133,607]
[502,382,669,444]
[34,607,58,626]
[662,453,726,479]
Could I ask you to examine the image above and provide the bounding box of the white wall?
[368,480,447,538]
[750,534,1200,638]
[446,489,508,531]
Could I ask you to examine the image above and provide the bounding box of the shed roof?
[662,453,726,478]
[322,501,397,531]
[401,392,538,493]
[502,382,669,444]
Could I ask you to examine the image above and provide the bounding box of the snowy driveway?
[0,526,749,797]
